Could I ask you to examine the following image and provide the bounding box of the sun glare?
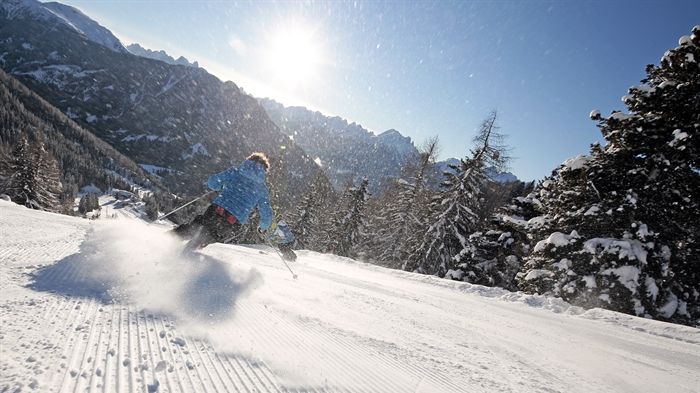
[264,25,321,88]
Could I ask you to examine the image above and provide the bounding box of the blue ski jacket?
[207,159,273,230]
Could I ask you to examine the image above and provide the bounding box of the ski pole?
[261,234,298,280]
[152,190,215,223]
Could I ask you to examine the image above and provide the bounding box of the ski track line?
[71,298,102,393]
[310,261,581,392]
[235,349,277,393]
[219,355,252,393]
[208,352,244,393]
[167,319,208,393]
[50,298,87,392]
[205,290,302,393]
[192,338,239,393]
[236,355,284,393]
[287,260,488,392]
[102,304,118,393]
[137,311,160,393]
[146,312,182,393]
[224,300,301,393]
[57,298,94,392]
[224,356,258,393]
[241,300,382,393]
[134,310,153,392]
[169,321,222,393]
[233,301,345,393]
[167,316,227,393]
[31,299,64,386]
[261,272,464,393]
[424,293,572,391]
[195,342,231,392]
[144,314,181,393]
[307,317,465,393]
[227,352,272,393]
[232,355,270,393]
[254,288,389,393]
[190,332,236,393]
[279,310,415,393]
[292,263,470,387]
[240,358,283,393]
[82,301,108,393]
[126,308,139,393]
[154,316,199,393]
[313,308,459,390]
[86,304,110,392]
[223,303,292,393]
[115,306,127,393]
[44,298,81,391]
[177,328,222,393]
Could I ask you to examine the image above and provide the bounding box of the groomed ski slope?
[1,200,699,393]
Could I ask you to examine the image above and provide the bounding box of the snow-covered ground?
[1,200,698,392]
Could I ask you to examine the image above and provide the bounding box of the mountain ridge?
[126,43,199,68]
[260,97,419,192]
[261,98,520,190]
[1,0,127,53]
[0,68,167,202]
[0,0,327,209]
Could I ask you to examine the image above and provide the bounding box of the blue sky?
[56,0,699,181]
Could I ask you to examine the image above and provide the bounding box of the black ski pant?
[174,205,242,249]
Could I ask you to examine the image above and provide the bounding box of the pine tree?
[1,138,62,211]
[408,157,483,276]
[144,194,160,220]
[288,172,336,251]
[327,178,370,258]
[78,192,101,215]
[462,185,542,290]
[518,27,700,325]
[367,138,439,268]
[408,112,507,276]
[356,194,389,262]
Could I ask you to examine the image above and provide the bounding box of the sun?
[264,25,321,88]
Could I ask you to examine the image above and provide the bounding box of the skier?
[175,152,273,251]
[266,219,297,261]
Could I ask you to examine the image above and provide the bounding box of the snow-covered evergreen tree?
[78,192,101,215]
[408,112,507,276]
[327,178,370,258]
[364,138,439,268]
[288,172,336,251]
[408,157,482,276]
[143,194,159,220]
[518,27,700,325]
[1,138,62,211]
[458,186,542,290]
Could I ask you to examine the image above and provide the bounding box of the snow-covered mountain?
[0,0,326,205]
[260,98,419,192]
[0,69,167,200]
[2,198,699,392]
[376,128,416,157]
[435,158,519,183]
[261,99,520,192]
[485,166,518,183]
[0,0,127,53]
[126,43,199,68]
